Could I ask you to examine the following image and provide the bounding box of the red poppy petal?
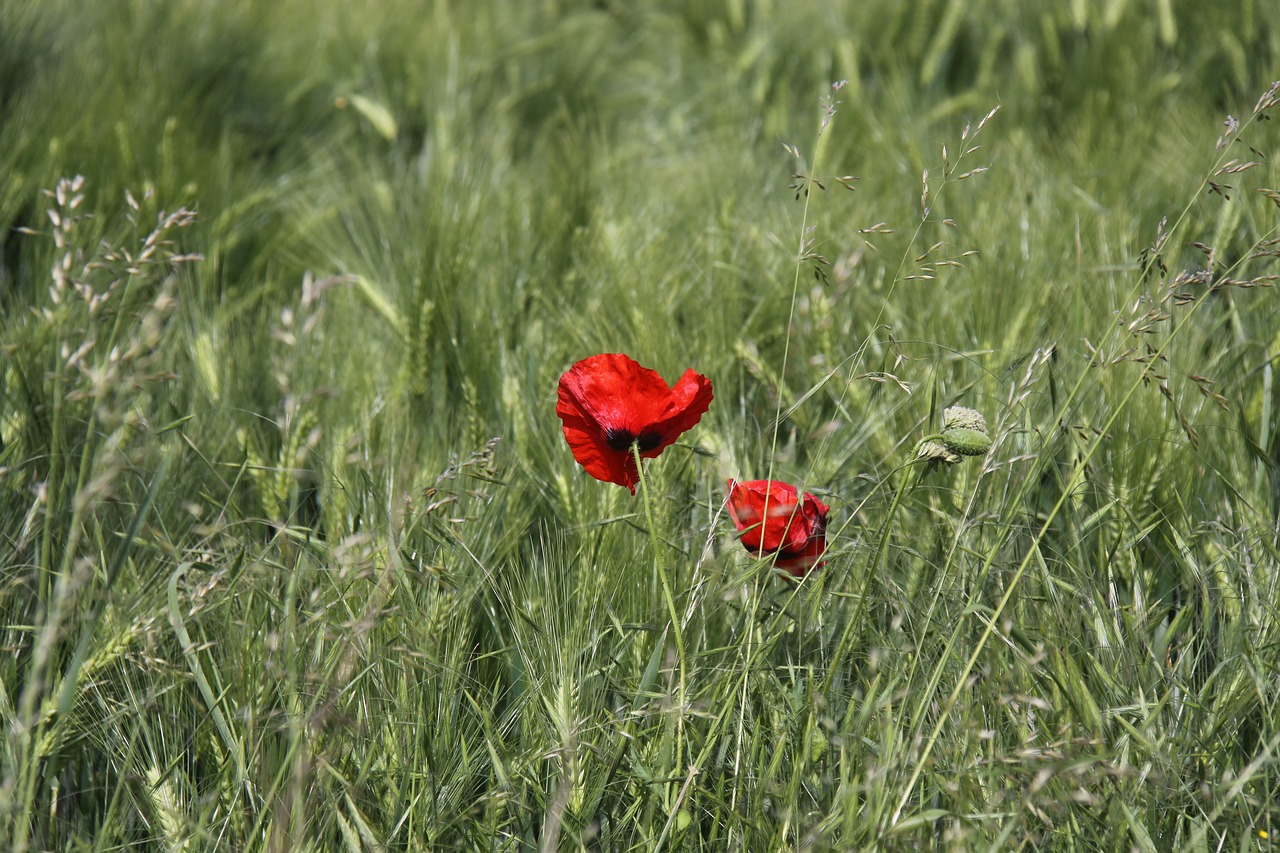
[557,354,713,492]
[776,530,828,579]
[641,369,714,457]
[727,479,831,573]
[776,491,828,553]
[804,492,831,519]
[557,407,639,492]
[558,353,674,433]
[774,501,814,554]
[556,383,630,493]
[726,479,804,554]
[778,492,829,576]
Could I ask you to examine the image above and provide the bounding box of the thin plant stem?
[822,458,922,692]
[763,88,841,539]
[633,444,687,808]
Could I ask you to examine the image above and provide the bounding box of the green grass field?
[3,0,1280,849]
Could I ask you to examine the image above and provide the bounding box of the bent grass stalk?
[884,96,1280,832]
[886,337,1185,831]
[892,256,1280,829]
[763,84,845,532]
[727,107,830,799]
[723,91,842,804]
[809,119,1002,664]
[727,93,1001,799]
[806,105,999,475]
[773,102,1000,690]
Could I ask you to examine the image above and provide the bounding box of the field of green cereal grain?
[3,1,1280,849]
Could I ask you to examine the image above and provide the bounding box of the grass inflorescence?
[3,1,1280,850]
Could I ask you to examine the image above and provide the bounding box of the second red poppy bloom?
[726,479,830,579]
[557,353,714,493]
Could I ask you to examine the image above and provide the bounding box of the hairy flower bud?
[941,427,992,456]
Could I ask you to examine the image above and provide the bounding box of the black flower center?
[604,428,664,453]
[605,428,636,451]
[635,430,663,452]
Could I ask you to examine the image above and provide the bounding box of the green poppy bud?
[809,727,829,762]
[942,427,992,456]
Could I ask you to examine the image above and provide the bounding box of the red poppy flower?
[556,353,714,493]
[726,479,830,579]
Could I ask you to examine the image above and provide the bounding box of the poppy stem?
[824,459,924,689]
[632,444,687,802]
